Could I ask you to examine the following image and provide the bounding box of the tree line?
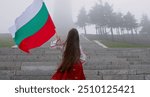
[76,0,150,39]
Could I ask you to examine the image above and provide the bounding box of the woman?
[51,28,86,80]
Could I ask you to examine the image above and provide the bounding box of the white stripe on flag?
[15,0,43,31]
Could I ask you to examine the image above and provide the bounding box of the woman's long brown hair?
[58,28,81,72]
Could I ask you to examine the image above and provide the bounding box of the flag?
[9,0,56,53]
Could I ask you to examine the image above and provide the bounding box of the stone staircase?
[0,48,60,80]
[84,48,150,80]
[0,35,150,80]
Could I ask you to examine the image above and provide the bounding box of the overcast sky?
[0,0,150,33]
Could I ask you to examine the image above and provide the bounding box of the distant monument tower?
[53,0,74,37]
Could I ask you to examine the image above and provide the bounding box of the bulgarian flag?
[9,0,56,53]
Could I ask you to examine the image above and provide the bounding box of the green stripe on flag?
[14,3,49,45]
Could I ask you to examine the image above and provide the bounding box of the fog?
[0,0,150,33]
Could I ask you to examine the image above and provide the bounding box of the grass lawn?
[0,34,14,47]
[100,40,150,48]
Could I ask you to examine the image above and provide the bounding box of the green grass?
[100,40,150,48]
[0,33,15,47]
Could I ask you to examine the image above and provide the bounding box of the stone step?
[84,51,150,56]
[84,69,136,75]
[2,50,146,56]
[127,58,150,62]
[102,74,145,80]
[0,55,60,62]
[11,74,147,80]
[0,63,130,71]
[0,48,60,55]
[0,62,21,70]
[83,64,129,70]
[0,70,15,80]
[0,69,144,80]
[1,62,149,73]
[21,65,57,71]
[128,61,150,65]
[86,58,130,65]
[1,48,150,56]
[13,75,50,80]
[130,65,150,69]
[0,62,59,70]
[15,70,55,76]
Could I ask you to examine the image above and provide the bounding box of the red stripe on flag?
[19,15,56,53]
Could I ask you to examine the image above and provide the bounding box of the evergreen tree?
[140,15,150,34]
[76,7,88,34]
[123,12,138,35]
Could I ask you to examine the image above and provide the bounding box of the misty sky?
[0,0,150,33]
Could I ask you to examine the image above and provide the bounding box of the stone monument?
[53,0,74,38]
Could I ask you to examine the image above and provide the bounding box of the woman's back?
[51,28,86,80]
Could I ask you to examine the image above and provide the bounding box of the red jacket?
[51,62,85,80]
